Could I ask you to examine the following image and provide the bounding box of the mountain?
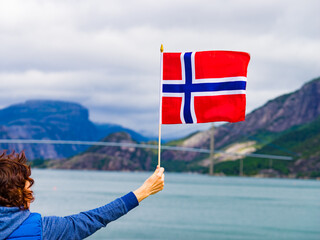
[94,123,153,143]
[0,100,151,159]
[44,132,155,171]
[21,77,320,178]
[247,116,320,177]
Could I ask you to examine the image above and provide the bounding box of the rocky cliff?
[0,100,149,159]
[215,77,320,147]
[0,100,97,159]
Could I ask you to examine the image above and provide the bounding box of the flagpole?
[158,44,164,167]
[209,123,215,175]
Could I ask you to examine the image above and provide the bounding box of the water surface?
[31,169,320,240]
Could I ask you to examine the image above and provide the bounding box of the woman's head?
[0,151,34,210]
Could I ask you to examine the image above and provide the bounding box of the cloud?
[0,0,319,138]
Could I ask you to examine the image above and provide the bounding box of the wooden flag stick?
[209,123,215,175]
[158,44,164,167]
[157,123,162,167]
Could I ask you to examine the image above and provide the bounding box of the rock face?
[0,100,149,160]
[215,77,320,147]
[162,77,320,161]
[0,100,98,159]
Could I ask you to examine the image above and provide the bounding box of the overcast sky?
[0,0,319,138]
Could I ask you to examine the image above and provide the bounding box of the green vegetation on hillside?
[214,116,320,177]
[255,116,320,158]
[214,158,290,176]
[30,158,50,168]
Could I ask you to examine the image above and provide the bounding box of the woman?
[0,151,165,240]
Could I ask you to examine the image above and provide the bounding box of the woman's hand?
[133,166,165,203]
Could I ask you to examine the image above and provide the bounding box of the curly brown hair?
[0,151,34,209]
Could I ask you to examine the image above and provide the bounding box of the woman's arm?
[42,192,137,240]
[42,167,165,240]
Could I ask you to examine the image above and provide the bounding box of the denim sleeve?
[42,192,139,240]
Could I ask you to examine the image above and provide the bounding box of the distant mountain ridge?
[46,132,155,171]
[3,76,320,178]
[0,100,151,159]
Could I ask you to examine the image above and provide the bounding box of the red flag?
[161,50,250,124]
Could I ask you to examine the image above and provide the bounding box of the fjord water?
[31,169,320,240]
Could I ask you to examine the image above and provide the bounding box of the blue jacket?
[0,192,139,240]
[7,213,42,240]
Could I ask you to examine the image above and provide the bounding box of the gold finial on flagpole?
[160,44,164,53]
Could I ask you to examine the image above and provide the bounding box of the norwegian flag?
[161,50,250,124]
